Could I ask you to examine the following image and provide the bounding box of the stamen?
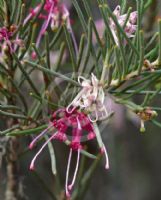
[36,4,54,47]
[68,149,80,190]
[66,88,87,113]
[65,149,72,198]
[29,124,53,149]
[68,117,81,190]
[78,76,88,85]
[88,110,98,123]
[102,144,109,170]
[66,103,76,114]
[29,132,57,170]
[76,116,81,130]
[23,4,41,25]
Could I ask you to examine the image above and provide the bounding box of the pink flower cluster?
[24,0,70,49]
[29,108,107,198]
[0,26,24,53]
[0,27,12,42]
[51,108,96,149]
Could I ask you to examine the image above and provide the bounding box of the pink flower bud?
[31,51,37,60]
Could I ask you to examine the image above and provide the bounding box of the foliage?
[0,0,161,199]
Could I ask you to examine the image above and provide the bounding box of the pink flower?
[29,108,109,197]
[29,108,94,197]
[24,0,71,48]
[110,5,137,46]
[0,27,13,51]
[0,27,12,41]
[0,26,24,52]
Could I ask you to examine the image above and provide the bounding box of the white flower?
[67,74,112,122]
[110,5,137,46]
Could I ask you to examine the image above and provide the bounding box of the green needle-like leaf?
[45,135,57,175]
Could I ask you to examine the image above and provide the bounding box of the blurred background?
[1,0,161,200]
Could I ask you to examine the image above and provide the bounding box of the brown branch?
[5,137,19,200]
